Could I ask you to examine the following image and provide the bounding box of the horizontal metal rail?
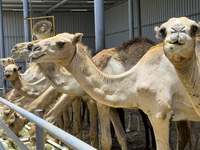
[0,97,97,150]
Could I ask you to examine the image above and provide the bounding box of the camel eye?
[28,44,33,51]
[191,25,199,36]
[159,28,166,38]
[57,42,65,48]
[9,122,14,127]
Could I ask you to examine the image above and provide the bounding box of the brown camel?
[29,32,200,150]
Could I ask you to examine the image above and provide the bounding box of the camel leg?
[97,102,112,150]
[72,99,82,140]
[14,96,34,107]
[134,110,142,136]
[176,121,189,150]
[187,121,198,150]
[5,89,18,100]
[110,108,127,150]
[86,99,98,149]
[56,115,64,145]
[148,110,171,150]
[126,109,133,133]
[63,109,71,134]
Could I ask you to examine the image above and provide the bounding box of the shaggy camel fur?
[155,17,200,118]
[29,32,200,150]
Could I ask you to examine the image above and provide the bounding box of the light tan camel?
[13,38,155,150]
[0,57,15,67]
[8,42,99,148]
[0,57,72,145]
[3,64,50,98]
[29,32,200,150]
[155,17,200,117]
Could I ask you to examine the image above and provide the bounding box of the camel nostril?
[5,75,10,78]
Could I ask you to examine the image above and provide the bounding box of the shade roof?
[2,0,126,12]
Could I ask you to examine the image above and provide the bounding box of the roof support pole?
[23,0,30,42]
[23,0,30,68]
[0,0,6,97]
[94,0,105,52]
[136,0,141,36]
[128,0,134,39]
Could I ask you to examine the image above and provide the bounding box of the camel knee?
[73,125,82,139]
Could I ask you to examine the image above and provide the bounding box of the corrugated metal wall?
[0,11,95,88]
[1,0,200,88]
[105,0,200,48]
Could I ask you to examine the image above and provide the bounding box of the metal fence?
[0,97,97,150]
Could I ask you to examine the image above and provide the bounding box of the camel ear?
[18,65,22,71]
[14,112,19,118]
[155,26,164,41]
[12,59,16,64]
[72,33,83,45]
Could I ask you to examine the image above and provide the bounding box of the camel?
[12,37,155,150]
[154,17,200,118]
[3,64,50,98]
[0,57,15,67]
[29,32,200,150]
[8,42,99,149]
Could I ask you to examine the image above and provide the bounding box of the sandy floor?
[1,88,200,150]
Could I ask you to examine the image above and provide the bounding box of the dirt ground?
[1,88,200,150]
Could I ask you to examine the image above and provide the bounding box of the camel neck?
[65,44,138,108]
[174,52,200,115]
[10,72,50,98]
[37,62,86,96]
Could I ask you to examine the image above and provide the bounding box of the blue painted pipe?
[0,120,29,150]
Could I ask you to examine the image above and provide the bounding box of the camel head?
[29,32,83,65]
[0,57,16,67]
[3,64,22,81]
[11,40,42,59]
[7,112,26,134]
[155,17,200,65]
[1,105,12,123]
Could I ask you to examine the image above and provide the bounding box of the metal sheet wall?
[0,11,95,88]
[105,0,200,48]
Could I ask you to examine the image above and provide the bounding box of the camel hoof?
[126,128,131,133]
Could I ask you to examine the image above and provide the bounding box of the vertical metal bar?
[128,0,134,39]
[0,120,29,150]
[35,109,45,150]
[94,0,105,52]
[0,0,6,97]
[136,0,141,36]
[53,16,55,36]
[23,0,30,68]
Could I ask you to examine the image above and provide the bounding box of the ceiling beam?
[44,0,68,14]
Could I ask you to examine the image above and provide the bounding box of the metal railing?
[0,97,97,150]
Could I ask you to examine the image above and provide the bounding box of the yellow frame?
[24,16,55,40]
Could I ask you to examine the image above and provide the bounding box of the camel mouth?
[3,74,10,79]
[11,53,19,59]
[169,41,185,45]
[30,54,45,62]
